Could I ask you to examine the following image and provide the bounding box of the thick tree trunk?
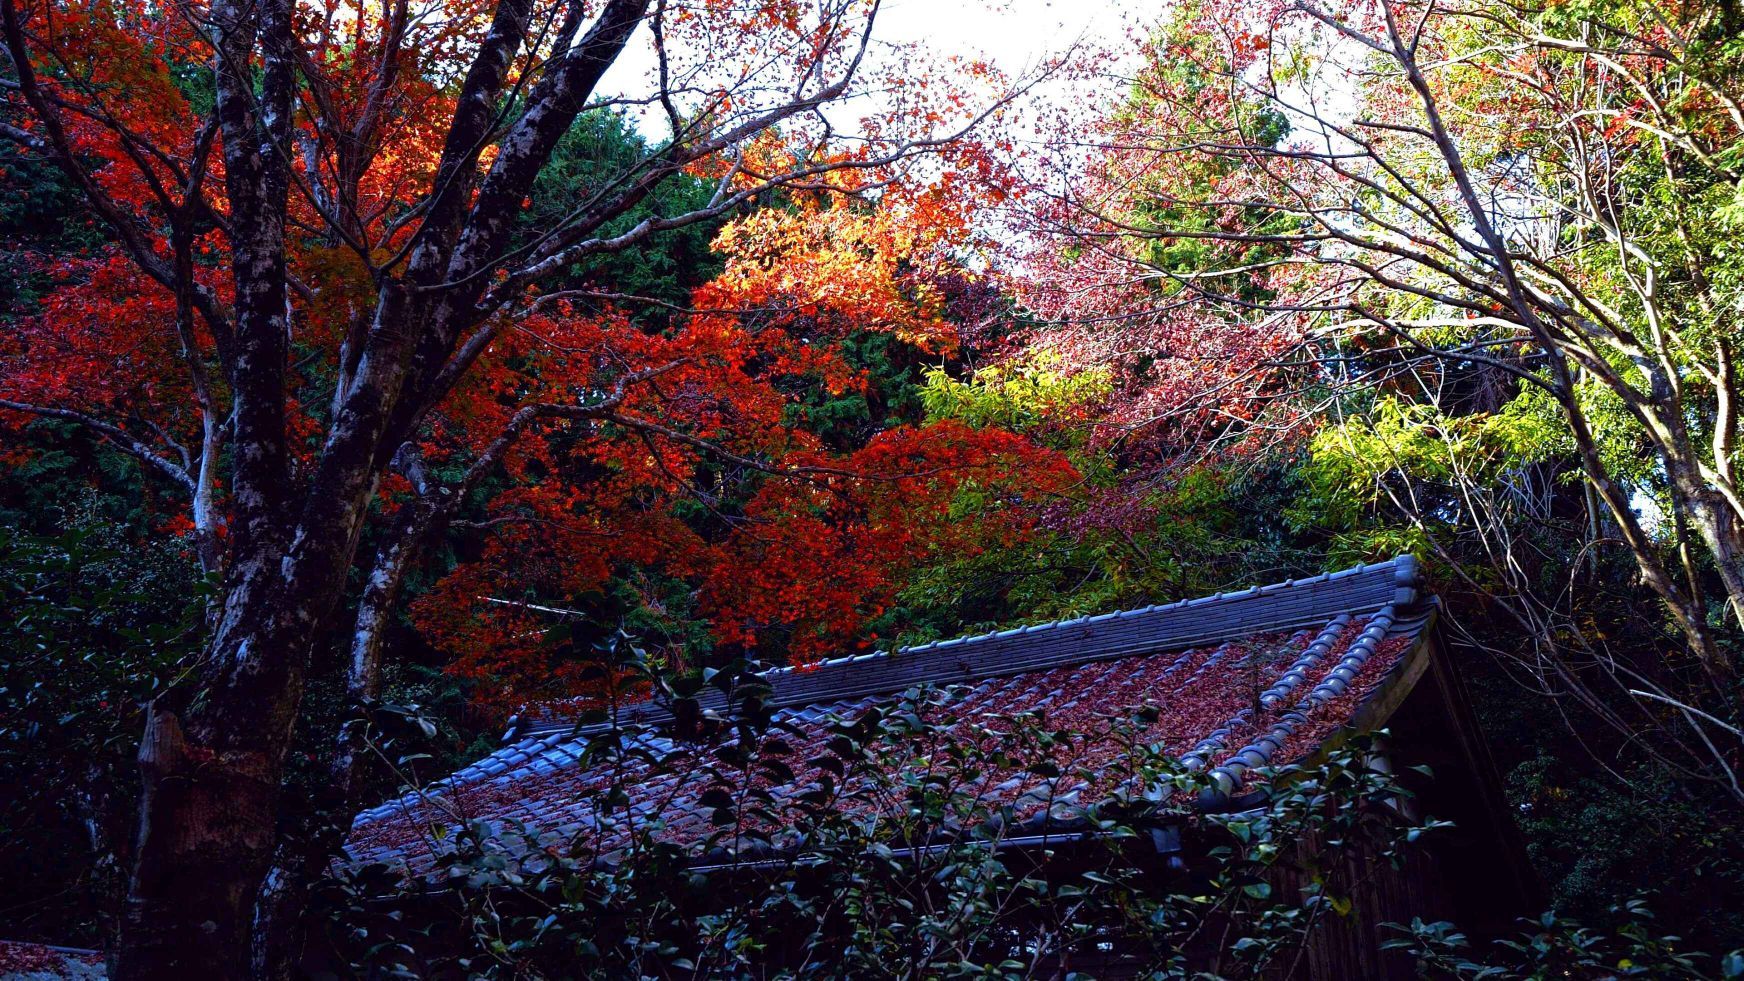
[116,627,305,979]
[119,716,278,977]
[115,517,365,979]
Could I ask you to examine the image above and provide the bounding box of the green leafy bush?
[1386,902,1744,979]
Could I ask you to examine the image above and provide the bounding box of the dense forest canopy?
[3,0,1744,976]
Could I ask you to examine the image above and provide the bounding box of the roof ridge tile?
[512,556,1425,738]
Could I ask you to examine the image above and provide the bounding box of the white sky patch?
[1631,488,1668,537]
[869,0,1127,75]
[594,0,1135,138]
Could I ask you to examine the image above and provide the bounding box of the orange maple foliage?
[408,184,1076,714]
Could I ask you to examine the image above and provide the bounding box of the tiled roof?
[0,941,105,980]
[346,556,1434,873]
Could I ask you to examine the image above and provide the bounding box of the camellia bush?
[307,642,1744,979]
[1387,905,1744,980]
